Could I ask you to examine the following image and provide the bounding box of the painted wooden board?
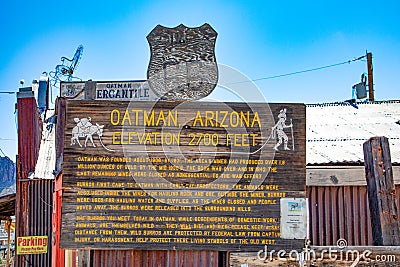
[60,100,306,251]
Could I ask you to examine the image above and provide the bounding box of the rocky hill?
[0,156,16,196]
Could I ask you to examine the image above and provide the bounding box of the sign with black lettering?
[60,81,158,101]
[60,100,306,251]
[95,81,156,100]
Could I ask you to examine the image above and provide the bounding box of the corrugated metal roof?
[34,109,55,179]
[307,100,400,164]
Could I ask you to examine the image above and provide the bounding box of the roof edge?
[306,99,400,107]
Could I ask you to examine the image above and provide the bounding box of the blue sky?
[0,0,399,158]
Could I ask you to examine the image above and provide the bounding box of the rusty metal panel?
[17,97,42,178]
[15,179,54,267]
[90,250,220,267]
[16,96,53,267]
[307,185,382,246]
[52,174,65,266]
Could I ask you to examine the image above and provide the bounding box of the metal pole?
[367,52,374,101]
[6,219,11,267]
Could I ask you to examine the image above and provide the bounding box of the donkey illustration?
[290,202,299,211]
[71,117,105,148]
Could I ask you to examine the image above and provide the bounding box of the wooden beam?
[363,136,400,245]
[306,166,400,186]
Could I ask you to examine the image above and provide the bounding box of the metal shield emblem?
[147,23,218,100]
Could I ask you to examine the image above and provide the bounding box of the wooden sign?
[60,81,158,101]
[60,100,306,251]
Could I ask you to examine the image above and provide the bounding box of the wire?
[232,55,366,84]
[0,92,16,94]
[0,147,6,157]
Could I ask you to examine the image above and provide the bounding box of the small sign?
[16,236,48,255]
[60,81,158,101]
[95,81,156,100]
[280,198,308,239]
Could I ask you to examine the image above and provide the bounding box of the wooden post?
[367,52,374,101]
[363,136,400,245]
[78,250,90,267]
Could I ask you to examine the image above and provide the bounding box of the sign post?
[363,136,400,245]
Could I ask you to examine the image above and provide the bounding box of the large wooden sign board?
[60,100,306,251]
